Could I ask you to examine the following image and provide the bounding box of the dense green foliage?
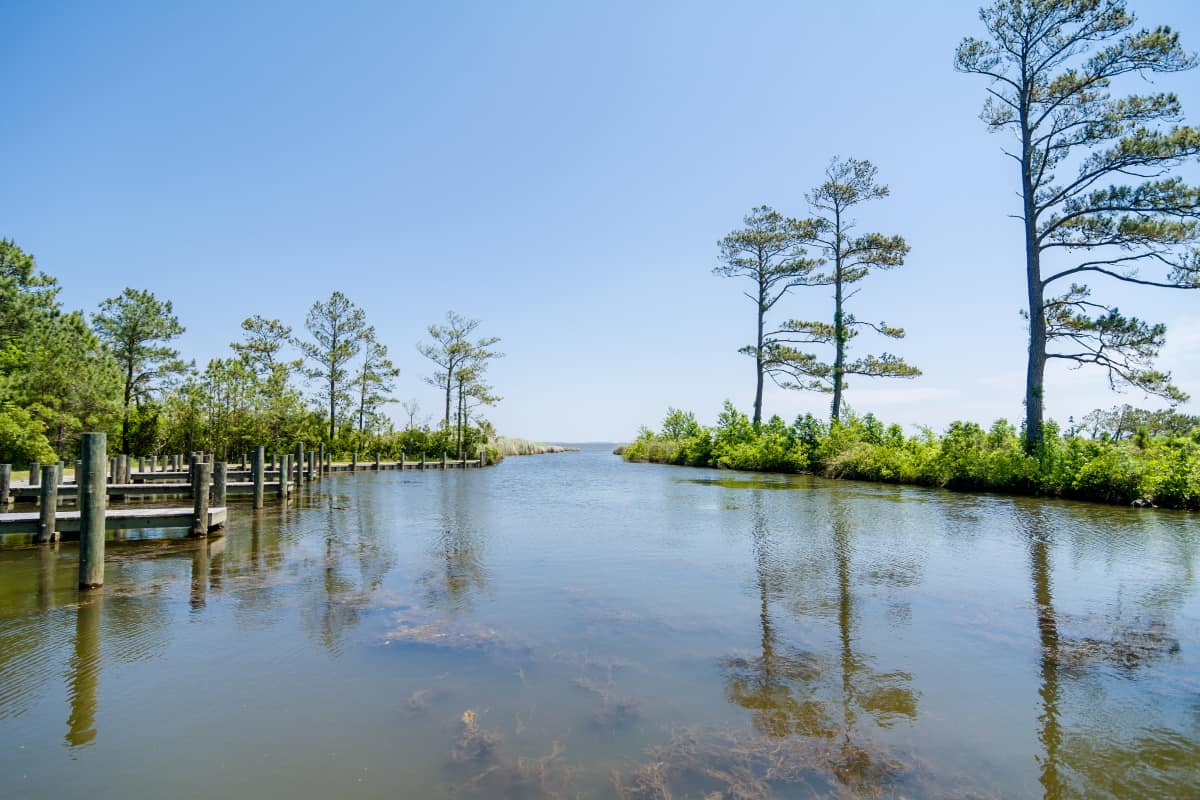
[623,403,1200,509]
[0,239,504,466]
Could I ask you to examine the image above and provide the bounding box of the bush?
[619,404,1200,510]
[0,406,58,465]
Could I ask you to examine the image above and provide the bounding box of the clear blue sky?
[3,0,1199,441]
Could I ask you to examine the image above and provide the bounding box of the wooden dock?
[7,481,287,503]
[0,507,226,546]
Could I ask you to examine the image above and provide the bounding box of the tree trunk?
[753,278,765,427]
[121,359,134,453]
[830,209,846,423]
[328,374,336,445]
[1020,90,1046,455]
[831,275,846,422]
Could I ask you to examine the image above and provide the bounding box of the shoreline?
[615,447,1195,513]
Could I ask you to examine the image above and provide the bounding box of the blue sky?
[3,0,1199,441]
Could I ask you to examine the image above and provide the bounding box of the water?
[1,446,1198,798]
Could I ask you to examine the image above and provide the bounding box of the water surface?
[1,447,1198,798]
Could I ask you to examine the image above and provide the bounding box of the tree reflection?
[1018,504,1194,800]
[721,493,917,789]
[300,488,397,655]
[419,478,487,612]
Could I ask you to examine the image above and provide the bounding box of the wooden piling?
[30,461,40,487]
[0,464,10,509]
[36,465,58,544]
[57,461,65,485]
[442,452,448,469]
[78,432,106,589]
[138,456,146,473]
[277,454,289,498]
[213,462,227,508]
[252,446,264,509]
[351,451,357,472]
[294,443,304,488]
[399,450,405,469]
[375,451,381,471]
[190,459,211,537]
[74,460,82,484]
[420,453,426,469]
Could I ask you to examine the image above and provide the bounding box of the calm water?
[1,447,1198,799]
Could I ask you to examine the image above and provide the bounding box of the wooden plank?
[0,507,226,544]
[8,481,286,500]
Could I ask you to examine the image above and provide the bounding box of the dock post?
[138,456,145,473]
[294,443,304,488]
[373,451,379,471]
[241,452,247,470]
[213,461,227,508]
[399,450,405,470]
[78,432,106,589]
[57,461,65,485]
[30,461,40,487]
[351,451,357,472]
[277,454,288,499]
[74,460,82,484]
[150,455,157,473]
[420,453,426,469]
[252,446,264,509]
[442,452,447,469]
[36,465,59,544]
[317,442,324,476]
[0,464,10,508]
[190,459,211,537]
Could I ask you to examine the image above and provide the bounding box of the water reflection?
[1025,510,1063,799]
[65,594,101,748]
[0,452,1196,798]
[420,477,488,612]
[1017,505,1196,799]
[299,489,397,655]
[721,493,918,791]
[37,545,58,611]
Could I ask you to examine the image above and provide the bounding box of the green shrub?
[619,403,1200,510]
[0,406,58,465]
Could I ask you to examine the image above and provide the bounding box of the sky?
[3,0,1199,442]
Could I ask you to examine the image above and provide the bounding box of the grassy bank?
[620,403,1200,510]
[491,437,578,456]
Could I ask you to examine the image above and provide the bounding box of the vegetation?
[491,437,575,456]
[418,311,503,457]
[623,403,1200,509]
[779,158,920,418]
[714,207,819,426]
[0,239,505,466]
[957,0,1200,453]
